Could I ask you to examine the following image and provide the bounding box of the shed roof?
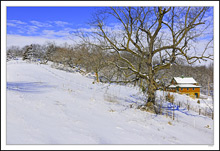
[169,85,177,88]
[168,84,201,88]
[173,77,197,84]
[178,84,201,88]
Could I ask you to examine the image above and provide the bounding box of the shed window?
[187,88,189,90]
[181,88,183,90]
[192,88,195,90]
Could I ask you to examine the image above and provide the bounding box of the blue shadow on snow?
[7,82,54,93]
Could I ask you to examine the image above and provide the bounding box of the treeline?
[6,42,125,83]
[6,42,213,95]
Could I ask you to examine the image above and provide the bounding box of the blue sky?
[7,7,102,37]
[7,7,109,47]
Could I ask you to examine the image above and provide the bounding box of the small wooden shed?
[166,76,201,98]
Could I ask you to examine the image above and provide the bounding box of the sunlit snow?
[7,59,213,144]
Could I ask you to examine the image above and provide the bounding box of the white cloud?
[54,21,70,27]
[7,34,76,48]
[7,23,16,27]
[7,20,74,36]
[11,25,40,35]
[30,20,52,27]
[7,20,27,28]
[8,20,27,25]
[27,26,39,34]
[41,29,73,39]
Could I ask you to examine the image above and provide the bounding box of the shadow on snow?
[7,82,54,93]
[117,93,209,119]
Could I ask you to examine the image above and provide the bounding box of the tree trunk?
[147,78,156,104]
[146,44,156,105]
[95,71,99,82]
[146,76,157,113]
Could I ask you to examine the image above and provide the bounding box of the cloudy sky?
[7,7,103,47]
[7,7,214,46]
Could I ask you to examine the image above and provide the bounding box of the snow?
[169,85,176,88]
[169,84,201,88]
[6,59,214,145]
[174,77,197,84]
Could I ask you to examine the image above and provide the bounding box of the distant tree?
[43,42,57,63]
[7,46,22,58]
[6,50,13,61]
[30,44,45,60]
[22,44,33,61]
[87,45,108,82]
[72,44,90,68]
[72,44,108,82]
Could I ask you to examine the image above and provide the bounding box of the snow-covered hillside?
[7,59,213,144]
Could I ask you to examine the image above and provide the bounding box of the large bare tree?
[76,7,213,109]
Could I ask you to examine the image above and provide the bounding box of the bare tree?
[75,7,214,110]
[72,44,108,82]
[22,44,33,61]
[7,50,13,61]
[72,44,90,69]
[6,45,22,58]
[30,44,45,60]
[43,42,57,63]
[87,45,108,82]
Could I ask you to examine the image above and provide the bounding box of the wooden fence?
[155,99,214,120]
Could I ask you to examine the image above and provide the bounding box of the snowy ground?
[6,59,214,144]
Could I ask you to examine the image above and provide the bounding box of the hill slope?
[6,59,213,144]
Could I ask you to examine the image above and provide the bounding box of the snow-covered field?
[6,59,214,145]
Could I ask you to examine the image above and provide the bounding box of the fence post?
[212,112,214,120]
[173,104,175,120]
[179,102,180,108]
[199,108,201,115]
[187,105,190,111]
